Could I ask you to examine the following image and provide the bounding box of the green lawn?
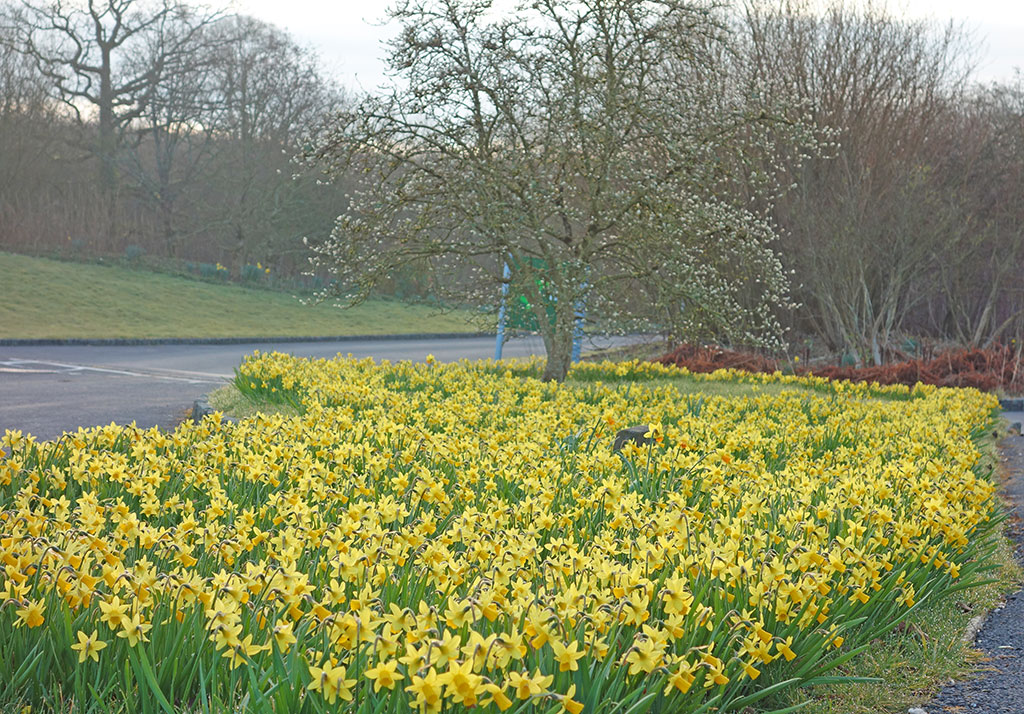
[0,252,485,339]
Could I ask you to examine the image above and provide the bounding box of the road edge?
[0,332,492,347]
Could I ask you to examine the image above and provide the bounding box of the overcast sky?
[232,0,1023,91]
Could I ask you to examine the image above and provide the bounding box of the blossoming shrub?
[0,353,1002,713]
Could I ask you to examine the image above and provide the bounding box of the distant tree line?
[0,0,347,279]
[1,0,1022,365]
[742,1,1024,363]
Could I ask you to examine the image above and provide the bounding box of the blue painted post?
[571,286,586,363]
[495,262,511,361]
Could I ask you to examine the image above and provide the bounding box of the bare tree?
[116,12,225,252]
[0,5,54,193]
[0,2,344,269]
[740,0,975,364]
[14,0,220,193]
[207,15,343,266]
[308,0,814,381]
[930,74,1024,347]
[214,15,334,146]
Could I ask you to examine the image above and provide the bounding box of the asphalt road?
[0,334,630,442]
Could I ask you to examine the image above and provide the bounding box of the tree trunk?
[98,47,117,194]
[97,45,119,241]
[541,299,575,382]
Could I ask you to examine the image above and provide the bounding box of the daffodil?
[549,639,584,672]
[664,660,697,694]
[775,636,797,662]
[507,669,553,699]
[71,629,107,663]
[365,659,403,692]
[406,667,445,711]
[481,682,513,711]
[15,600,44,629]
[271,621,296,649]
[441,659,484,706]
[625,636,664,675]
[307,663,356,704]
[0,351,1000,713]
[116,612,152,648]
[558,684,585,714]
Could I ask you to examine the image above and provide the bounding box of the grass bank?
[0,251,484,339]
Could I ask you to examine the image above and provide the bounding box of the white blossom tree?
[307,0,813,381]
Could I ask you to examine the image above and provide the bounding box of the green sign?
[506,257,556,330]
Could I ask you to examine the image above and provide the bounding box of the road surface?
[0,335,631,441]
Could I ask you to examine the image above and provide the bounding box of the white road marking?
[0,367,62,374]
[0,359,228,385]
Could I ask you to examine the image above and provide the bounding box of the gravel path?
[925,431,1024,714]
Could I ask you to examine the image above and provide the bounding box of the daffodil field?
[0,353,1004,713]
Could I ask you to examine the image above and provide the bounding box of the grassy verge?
[207,384,301,420]
[781,543,1019,713]
[774,419,1023,714]
[580,339,674,363]
[0,251,485,339]
[567,373,828,400]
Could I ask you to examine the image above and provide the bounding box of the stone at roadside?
[614,425,651,452]
[191,398,236,425]
[191,399,215,422]
[962,614,987,644]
